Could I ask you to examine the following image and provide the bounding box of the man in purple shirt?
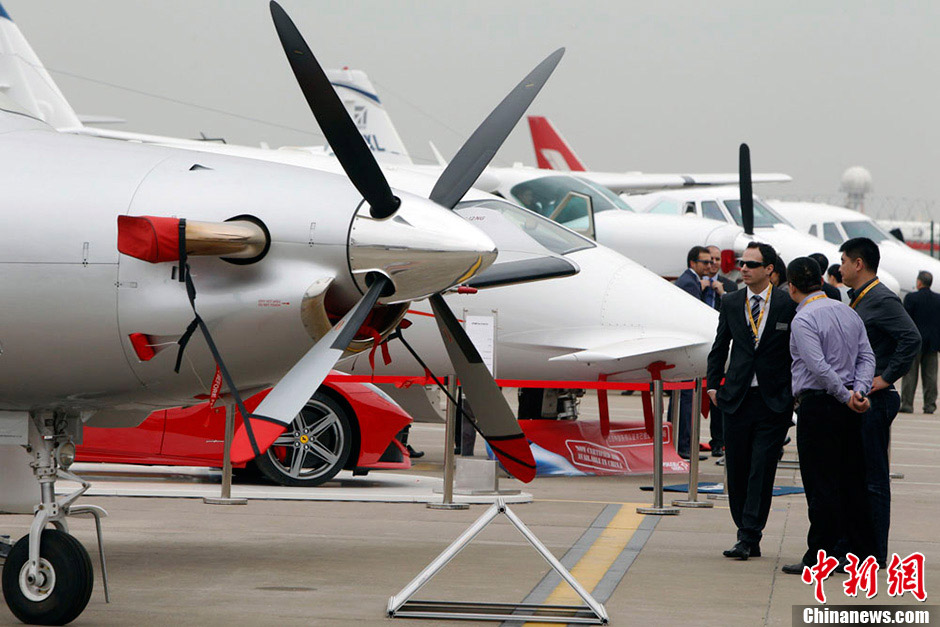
[781,258,876,575]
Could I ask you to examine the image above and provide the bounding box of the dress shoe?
[899,407,914,414]
[711,446,724,458]
[406,444,425,459]
[722,542,755,560]
[782,562,806,575]
[678,451,708,461]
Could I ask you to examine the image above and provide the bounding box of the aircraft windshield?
[723,199,787,228]
[510,175,635,219]
[841,220,891,242]
[456,198,595,255]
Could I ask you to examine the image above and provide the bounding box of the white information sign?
[463,313,496,376]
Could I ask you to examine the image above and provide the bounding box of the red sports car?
[77,376,412,487]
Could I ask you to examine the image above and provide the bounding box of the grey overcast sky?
[6,1,939,205]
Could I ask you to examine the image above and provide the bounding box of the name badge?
[775,322,788,331]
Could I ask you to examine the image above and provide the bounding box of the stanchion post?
[637,379,679,516]
[674,378,713,508]
[429,377,469,510]
[204,401,247,505]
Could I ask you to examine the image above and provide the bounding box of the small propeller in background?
[739,143,754,235]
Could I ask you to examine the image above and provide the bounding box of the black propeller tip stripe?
[269,1,399,219]
[739,143,754,236]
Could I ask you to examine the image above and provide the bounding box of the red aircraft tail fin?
[528,115,587,171]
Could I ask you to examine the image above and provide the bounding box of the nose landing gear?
[1,413,109,625]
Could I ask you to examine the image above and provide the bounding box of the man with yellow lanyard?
[707,242,797,561]
[780,257,875,575]
[839,237,920,568]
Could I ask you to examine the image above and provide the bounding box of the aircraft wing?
[576,171,792,194]
[547,335,709,364]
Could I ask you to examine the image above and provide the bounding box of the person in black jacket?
[839,237,921,566]
[809,252,843,302]
[707,242,797,560]
[706,246,739,456]
[901,271,940,414]
[671,246,712,458]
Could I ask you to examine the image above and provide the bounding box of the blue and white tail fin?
[0,2,82,129]
[325,68,411,164]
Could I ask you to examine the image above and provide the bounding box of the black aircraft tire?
[2,529,94,625]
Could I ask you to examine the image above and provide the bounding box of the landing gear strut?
[1,413,109,625]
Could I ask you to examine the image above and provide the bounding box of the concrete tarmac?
[1,392,938,625]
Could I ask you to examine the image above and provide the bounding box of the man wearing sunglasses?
[674,246,713,459]
[705,245,739,458]
[707,242,798,561]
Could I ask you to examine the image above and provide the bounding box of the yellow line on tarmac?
[524,504,646,627]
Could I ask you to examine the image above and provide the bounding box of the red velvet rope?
[323,374,707,390]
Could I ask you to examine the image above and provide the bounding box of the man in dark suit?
[706,245,739,457]
[672,246,712,458]
[901,271,940,414]
[809,252,843,302]
[840,237,920,566]
[707,242,797,560]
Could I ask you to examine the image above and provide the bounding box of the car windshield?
[841,220,890,243]
[510,174,634,219]
[722,198,787,227]
[456,198,595,255]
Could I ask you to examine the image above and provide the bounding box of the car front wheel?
[253,392,353,487]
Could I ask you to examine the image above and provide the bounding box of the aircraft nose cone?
[348,197,498,303]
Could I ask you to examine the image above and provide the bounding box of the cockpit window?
[840,220,890,243]
[456,198,595,255]
[722,198,787,228]
[510,175,634,220]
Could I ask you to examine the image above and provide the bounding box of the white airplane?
[524,116,906,293]
[767,200,940,295]
[0,2,582,622]
[3,16,722,387]
[527,115,792,191]
[630,182,902,295]
[490,119,799,279]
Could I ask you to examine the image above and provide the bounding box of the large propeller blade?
[230,276,390,462]
[255,3,553,481]
[739,143,754,235]
[270,1,400,219]
[429,48,565,210]
[428,294,536,482]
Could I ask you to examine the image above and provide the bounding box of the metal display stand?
[388,499,608,624]
[204,402,247,505]
[428,377,469,510]
[673,378,713,508]
[637,380,680,515]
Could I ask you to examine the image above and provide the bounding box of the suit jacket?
[903,287,940,353]
[850,278,921,384]
[713,275,738,311]
[676,268,704,301]
[822,282,842,302]
[706,286,798,415]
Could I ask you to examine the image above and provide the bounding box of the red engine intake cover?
[117,215,180,263]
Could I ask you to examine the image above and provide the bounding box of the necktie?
[751,295,762,343]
